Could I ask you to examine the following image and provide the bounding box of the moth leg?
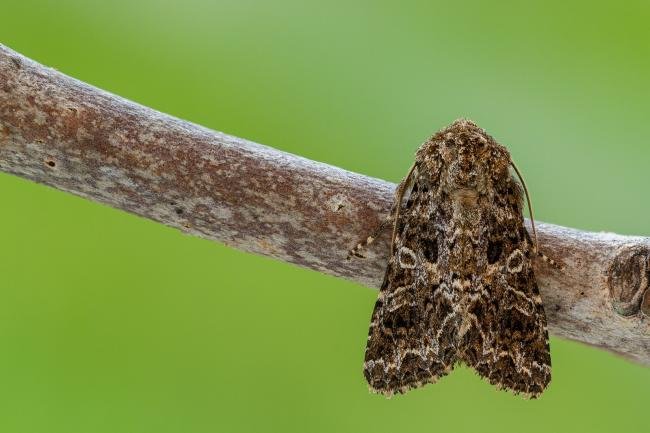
[522,227,563,271]
[389,163,417,255]
[347,163,418,260]
[537,251,564,271]
[346,213,394,260]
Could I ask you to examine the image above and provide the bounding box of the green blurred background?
[1,1,649,432]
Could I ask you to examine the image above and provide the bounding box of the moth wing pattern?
[363,119,551,398]
[457,220,552,397]
[364,172,459,396]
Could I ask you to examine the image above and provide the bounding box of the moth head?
[420,119,511,195]
[416,119,538,248]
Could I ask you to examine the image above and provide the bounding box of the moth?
[355,119,551,398]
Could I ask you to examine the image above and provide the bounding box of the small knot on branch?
[642,288,650,317]
[607,245,650,316]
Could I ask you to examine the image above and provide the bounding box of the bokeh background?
[1,1,649,432]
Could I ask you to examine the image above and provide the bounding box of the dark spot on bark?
[45,159,56,168]
[10,57,21,68]
[175,207,184,215]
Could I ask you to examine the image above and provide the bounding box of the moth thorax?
[451,188,479,207]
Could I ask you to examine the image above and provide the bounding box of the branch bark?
[1,44,648,365]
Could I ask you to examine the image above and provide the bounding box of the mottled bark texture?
[1,44,648,365]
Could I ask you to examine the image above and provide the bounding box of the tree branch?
[1,44,648,365]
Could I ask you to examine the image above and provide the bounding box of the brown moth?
[357,119,551,398]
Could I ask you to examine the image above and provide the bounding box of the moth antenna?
[510,160,538,252]
[390,163,418,255]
